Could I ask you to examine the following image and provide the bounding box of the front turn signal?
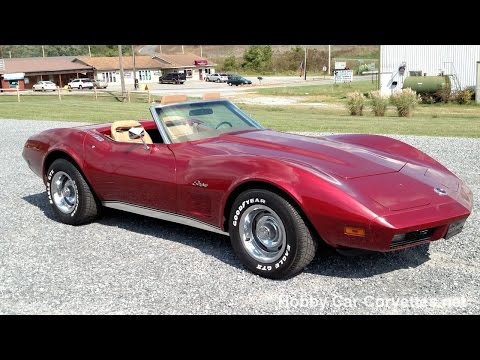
[344,226,366,237]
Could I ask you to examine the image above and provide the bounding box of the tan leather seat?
[162,115,193,142]
[111,120,153,144]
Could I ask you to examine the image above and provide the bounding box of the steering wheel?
[215,121,233,129]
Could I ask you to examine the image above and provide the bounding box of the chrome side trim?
[102,201,228,236]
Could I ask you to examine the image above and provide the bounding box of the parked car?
[90,78,108,89]
[205,73,228,82]
[159,73,186,84]
[32,81,57,91]
[227,76,252,86]
[22,95,473,279]
[67,78,94,90]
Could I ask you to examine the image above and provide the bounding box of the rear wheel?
[46,159,100,225]
[78,85,82,90]
[229,189,316,279]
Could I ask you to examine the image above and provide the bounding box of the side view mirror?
[128,127,150,150]
[128,126,144,139]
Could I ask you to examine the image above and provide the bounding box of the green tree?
[223,55,238,71]
[242,45,273,72]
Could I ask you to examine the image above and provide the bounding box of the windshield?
[154,99,263,143]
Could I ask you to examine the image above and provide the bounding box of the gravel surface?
[1,119,478,314]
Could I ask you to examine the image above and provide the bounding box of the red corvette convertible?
[22,95,473,279]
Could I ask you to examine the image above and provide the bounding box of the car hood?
[220,130,406,179]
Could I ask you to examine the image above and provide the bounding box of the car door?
[84,135,177,213]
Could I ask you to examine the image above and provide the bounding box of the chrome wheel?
[51,171,77,214]
[239,205,286,263]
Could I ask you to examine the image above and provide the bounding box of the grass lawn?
[0,93,152,122]
[1,90,479,138]
[256,81,378,103]
[239,105,480,137]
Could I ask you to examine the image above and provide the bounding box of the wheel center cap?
[257,225,271,240]
[63,188,71,197]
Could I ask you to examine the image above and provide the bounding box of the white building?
[380,45,480,95]
[74,56,164,86]
[152,53,215,81]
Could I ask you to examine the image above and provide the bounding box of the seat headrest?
[111,120,143,132]
[161,94,188,105]
[202,92,221,100]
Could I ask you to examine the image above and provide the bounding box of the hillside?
[137,45,379,59]
[1,44,378,60]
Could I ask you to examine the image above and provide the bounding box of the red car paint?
[23,110,473,253]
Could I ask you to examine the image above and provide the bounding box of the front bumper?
[340,200,471,252]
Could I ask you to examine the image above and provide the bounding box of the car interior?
[100,93,225,145]
[110,120,153,144]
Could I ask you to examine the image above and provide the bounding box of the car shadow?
[23,192,431,279]
[305,243,430,278]
[22,192,242,271]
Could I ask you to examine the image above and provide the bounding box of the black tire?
[216,78,221,83]
[78,85,82,90]
[228,189,316,279]
[42,87,45,92]
[46,159,100,225]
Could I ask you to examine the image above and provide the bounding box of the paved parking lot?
[1,119,478,314]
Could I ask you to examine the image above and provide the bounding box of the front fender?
[220,158,380,245]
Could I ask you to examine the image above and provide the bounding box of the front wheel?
[47,159,100,225]
[229,189,316,279]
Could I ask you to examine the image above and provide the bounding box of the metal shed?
[380,45,480,95]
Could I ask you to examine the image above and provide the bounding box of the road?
[104,75,374,98]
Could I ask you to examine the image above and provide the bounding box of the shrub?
[434,84,452,103]
[454,87,474,104]
[369,90,389,116]
[358,64,371,75]
[390,88,420,117]
[346,91,366,116]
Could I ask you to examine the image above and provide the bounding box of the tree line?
[0,45,132,58]
[218,45,379,74]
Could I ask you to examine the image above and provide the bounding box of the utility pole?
[88,45,92,57]
[328,45,331,75]
[182,45,185,54]
[42,46,45,57]
[118,45,126,99]
[200,45,203,57]
[9,50,12,58]
[132,45,137,89]
[304,46,307,80]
